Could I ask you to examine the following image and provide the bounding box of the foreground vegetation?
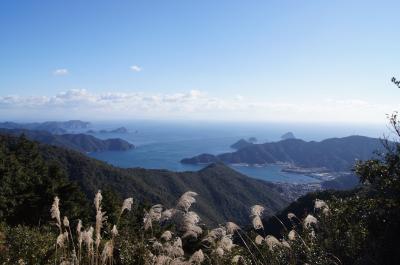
[1,113,400,264]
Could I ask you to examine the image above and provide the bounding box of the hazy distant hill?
[230,138,253,150]
[0,120,91,134]
[0,128,134,152]
[0,134,288,225]
[182,136,383,171]
[88,127,129,134]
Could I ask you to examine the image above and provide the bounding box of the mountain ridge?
[181,135,384,171]
[0,120,90,134]
[0,128,134,153]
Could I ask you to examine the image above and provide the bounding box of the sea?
[85,120,386,184]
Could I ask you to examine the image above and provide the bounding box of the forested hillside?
[0,134,288,226]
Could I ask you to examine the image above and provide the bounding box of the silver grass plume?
[203,227,234,254]
[101,240,113,264]
[202,227,226,244]
[287,213,296,220]
[94,190,102,212]
[176,191,198,212]
[217,236,235,252]
[226,222,240,234]
[189,249,204,264]
[57,232,67,248]
[252,215,264,230]
[255,235,264,245]
[152,241,163,253]
[163,236,184,258]
[94,190,107,249]
[314,199,328,210]
[82,226,94,252]
[95,209,107,247]
[50,196,61,230]
[172,237,184,257]
[265,235,281,251]
[76,220,82,235]
[288,230,296,241]
[181,211,202,239]
[143,209,152,231]
[215,247,224,257]
[150,204,163,221]
[251,205,264,217]
[281,239,291,248]
[310,229,316,239]
[303,214,318,229]
[143,204,163,231]
[63,216,69,227]
[174,237,182,248]
[322,207,330,216]
[121,197,133,215]
[77,220,83,246]
[161,230,173,241]
[161,208,175,222]
[76,220,83,263]
[250,205,265,230]
[57,231,68,249]
[111,225,118,237]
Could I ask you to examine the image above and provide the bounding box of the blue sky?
[0,1,399,122]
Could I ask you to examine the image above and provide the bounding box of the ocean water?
[87,120,385,184]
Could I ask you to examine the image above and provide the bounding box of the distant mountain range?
[181,136,384,171]
[87,127,129,134]
[0,128,134,153]
[0,120,91,134]
[0,133,289,225]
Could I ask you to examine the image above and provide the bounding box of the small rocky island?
[281,132,296,140]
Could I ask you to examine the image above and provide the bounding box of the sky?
[0,0,399,123]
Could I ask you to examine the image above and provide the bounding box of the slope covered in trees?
[0,134,288,226]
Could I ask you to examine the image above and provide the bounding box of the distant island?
[0,120,91,134]
[181,135,383,172]
[87,126,129,134]
[0,128,134,153]
[281,131,296,140]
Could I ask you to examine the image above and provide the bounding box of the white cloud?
[130,65,142,72]
[53,68,69,76]
[0,89,396,123]
[235,94,244,101]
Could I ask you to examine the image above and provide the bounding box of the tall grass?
[43,190,340,265]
